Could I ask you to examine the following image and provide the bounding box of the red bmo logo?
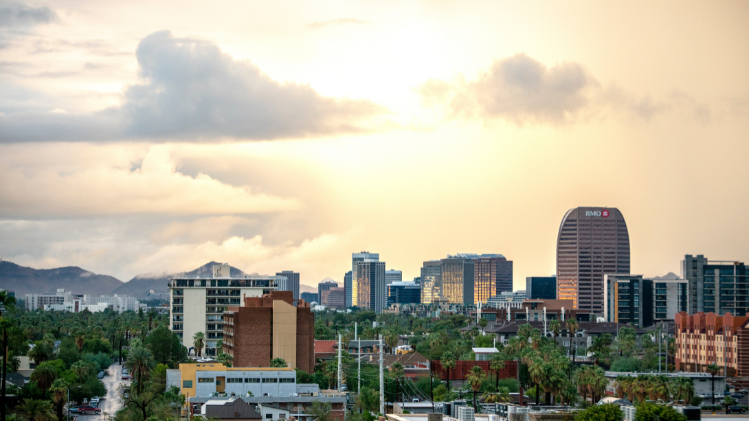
[602,210,609,217]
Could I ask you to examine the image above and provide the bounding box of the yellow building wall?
[273,299,297,369]
[176,363,294,399]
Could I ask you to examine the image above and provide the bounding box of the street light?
[67,385,82,421]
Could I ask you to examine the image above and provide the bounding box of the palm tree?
[706,363,720,405]
[384,330,399,354]
[673,377,694,404]
[489,354,505,390]
[526,355,545,406]
[549,320,561,342]
[28,341,52,365]
[466,365,486,410]
[126,346,156,393]
[589,366,608,403]
[50,378,70,421]
[70,360,91,382]
[391,362,405,404]
[441,352,456,393]
[576,365,593,403]
[589,335,611,366]
[270,358,288,368]
[566,319,579,362]
[217,353,234,367]
[74,331,85,358]
[484,386,512,403]
[193,331,205,357]
[16,399,55,421]
[30,361,58,390]
[479,318,488,334]
[0,290,15,421]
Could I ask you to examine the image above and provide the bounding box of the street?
[75,363,128,420]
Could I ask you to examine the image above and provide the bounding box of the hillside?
[112,261,247,299]
[0,261,124,297]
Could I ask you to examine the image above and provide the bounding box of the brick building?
[223,291,315,373]
[674,311,749,376]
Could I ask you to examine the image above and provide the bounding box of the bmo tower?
[556,207,630,315]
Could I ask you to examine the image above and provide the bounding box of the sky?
[1,0,748,289]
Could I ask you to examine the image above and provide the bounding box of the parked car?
[90,396,100,407]
[78,406,101,415]
[699,393,709,398]
[67,406,82,414]
[731,392,744,399]
[715,393,725,399]
[727,405,746,414]
[741,388,749,393]
[121,374,132,380]
[97,371,105,379]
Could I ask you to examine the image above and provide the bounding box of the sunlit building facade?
[352,252,379,307]
[440,257,474,305]
[556,207,630,314]
[356,260,386,313]
[420,277,441,304]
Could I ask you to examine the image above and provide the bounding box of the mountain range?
[0,261,246,300]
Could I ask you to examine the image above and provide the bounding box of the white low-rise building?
[30,289,143,314]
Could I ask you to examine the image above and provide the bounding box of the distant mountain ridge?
[112,261,247,299]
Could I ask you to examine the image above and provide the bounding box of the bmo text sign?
[585,209,610,217]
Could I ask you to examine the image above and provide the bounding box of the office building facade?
[556,207,630,314]
[356,260,387,312]
[387,281,421,306]
[300,292,318,304]
[352,252,379,307]
[441,257,474,305]
[321,287,345,308]
[603,274,653,327]
[317,280,337,305]
[169,264,278,356]
[682,255,749,316]
[343,271,352,308]
[385,270,402,285]
[526,276,557,300]
[652,272,688,322]
[222,291,314,373]
[275,271,300,300]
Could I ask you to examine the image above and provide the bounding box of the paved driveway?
[74,363,129,420]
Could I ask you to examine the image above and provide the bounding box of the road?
[74,363,129,420]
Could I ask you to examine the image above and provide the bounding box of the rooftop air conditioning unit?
[457,406,475,421]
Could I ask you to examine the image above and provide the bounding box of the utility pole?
[658,325,662,374]
[379,334,384,415]
[724,326,728,393]
[664,322,668,374]
[338,334,342,392]
[356,322,360,394]
[543,307,547,337]
[429,361,434,413]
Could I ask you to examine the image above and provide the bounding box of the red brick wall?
[296,306,315,373]
[234,306,272,367]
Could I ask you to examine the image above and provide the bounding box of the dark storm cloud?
[0,30,385,143]
[0,1,58,28]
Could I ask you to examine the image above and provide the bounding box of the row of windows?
[193,377,295,385]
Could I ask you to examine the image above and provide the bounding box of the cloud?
[0,145,299,217]
[306,18,368,29]
[0,30,385,143]
[417,53,711,126]
[0,1,58,28]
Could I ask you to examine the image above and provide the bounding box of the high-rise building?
[275,271,300,300]
[421,278,441,304]
[652,272,688,322]
[556,207,630,314]
[526,276,557,300]
[448,254,513,304]
[300,292,318,304]
[352,252,379,307]
[387,281,421,306]
[169,264,279,356]
[603,274,653,327]
[321,287,345,308]
[386,270,402,285]
[440,257,474,305]
[682,255,749,316]
[356,260,386,313]
[343,271,352,308]
[420,260,442,302]
[318,280,337,305]
[222,291,314,373]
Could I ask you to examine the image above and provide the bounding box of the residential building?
[526,276,557,300]
[187,396,347,421]
[653,272,689,322]
[682,255,749,315]
[352,252,379,307]
[222,291,314,373]
[25,289,80,311]
[320,287,345,308]
[674,311,749,376]
[386,270,402,285]
[166,363,308,399]
[199,398,261,420]
[343,271,352,308]
[300,292,318,304]
[317,280,337,306]
[387,281,421,306]
[169,263,279,356]
[356,260,387,313]
[441,257,474,305]
[603,274,653,328]
[275,271,300,301]
[556,207,630,314]
[485,291,526,310]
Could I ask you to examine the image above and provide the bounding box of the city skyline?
[1,1,748,291]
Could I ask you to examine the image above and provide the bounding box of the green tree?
[270,358,288,368]
[384,330,399,354]
[390,363,405,404]
[193,331,205,357]
[466,365,486,410]
[70,360,92,382]
[50,378,70,421]
[549,319,561,341]
[16,399,55,421]
[217,353,234,367]
[310,400,333,421]
[0,290,16,421]
[127,346,156,394]
[30,361,59,390]
[489,354,505,390]
[479,318,488,333]
[441,351,456,393]
[357,387,380,413]
[706,363,720,405]
[74,331,86,359]
[145,326,187,366]
[566,319,579,361]
[635,402,687,421]
[575,403,623,421]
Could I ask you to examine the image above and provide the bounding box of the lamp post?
[67,385,82,421]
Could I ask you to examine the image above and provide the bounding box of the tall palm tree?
[441,352,456,393]
[16,399,55,421]
[489,355,505,390]
[673,377,694,404]
[566,319,579,362]
[479,318,488,334]
[391,363,405,404]
[706,363,720,405]
[193,331,205,357]
[466,365,486,410]
[526,355,545,406]
[70,360,91,382]
[0,290,16,421]
[126,347,156,393]
[549,320,561,343]
[50,378,70,421]
[384,330,399,354]
[588,335,611,366]
[30,362,58,390]
[74,331,85,358]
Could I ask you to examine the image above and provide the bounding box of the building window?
[227,378,243,383]
[183,381,193,388]
[262,378,278,383]
[279,378,295,383]
[198,378,214,383]
[245,378,260,383]
[266,415,272,419]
